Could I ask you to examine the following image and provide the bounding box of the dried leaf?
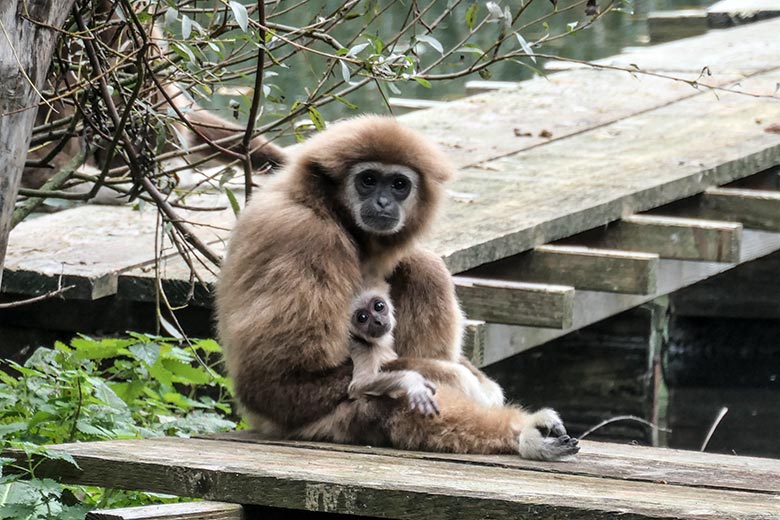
[229,1,249,32]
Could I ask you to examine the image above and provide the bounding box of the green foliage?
[0,334,237,519]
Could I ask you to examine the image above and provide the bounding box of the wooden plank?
[205,431,780,495]
[592,215,743,263]
[700,187,780,231]
[86,502,244,520]
[480,228,780,364]
[707,0,780,27]
[428,68,780,273]
[12,437,780,519]
[466,245,659,294]
[401,68,742,170]
[2,194,233,299]
[647,10,708,43]
[546,17,780,74]
[454,276,574,328]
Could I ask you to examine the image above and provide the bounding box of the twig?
[0,285,75,309]
[12,150,87,227]
[701,407,728,452]
[241,0,267,201]
[579,415,671,440]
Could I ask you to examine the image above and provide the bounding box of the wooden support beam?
[701,187,780,231]
[467,245,659,294]
[454,276,574,329]
[86,502,244,520]
[591,214,742,263]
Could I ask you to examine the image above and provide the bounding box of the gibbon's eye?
[373,300,386,312]
[392,177,409,192]
[357,311,369,323]
[360,172,378,187]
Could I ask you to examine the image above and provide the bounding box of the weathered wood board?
[548,16,780,74]
[430,69,780,272]
[14,437,780,519]
[86,501,244,520]
[2,195,234,299]
[707,0,780,27]
[481,228,780,363]
[467,245,659,294]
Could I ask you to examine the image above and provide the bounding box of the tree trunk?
[0,0,77,286]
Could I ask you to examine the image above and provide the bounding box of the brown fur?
[216,116,578,460]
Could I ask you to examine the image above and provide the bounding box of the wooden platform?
[4,19,780,364]
[10,432,780,519]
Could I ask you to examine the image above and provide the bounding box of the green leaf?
[465,3,478,30]
[307,107,327,131]
[229,1,249,32]
[148,360,174,387]
[416,34,443,55]
[194,339,222,353]
[128,343,161,368]
[331,94,358,110]
[225,188,241,217]
[71,337,123,361]
[161,360,211,385]
[413,76,431,88]
[0,423,28,438]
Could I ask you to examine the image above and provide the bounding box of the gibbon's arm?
[349,370,440,417]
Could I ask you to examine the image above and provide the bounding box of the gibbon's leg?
[295,386,579,460]
[235,363,354,431]
[389,247,464,361]
[459,356,506,407]
[388,247,505,407]
[386,357,504,408]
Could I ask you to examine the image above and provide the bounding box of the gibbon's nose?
[376,195,391,209]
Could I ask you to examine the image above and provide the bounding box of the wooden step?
[454,276,574,329]
[579,214,743,263]
[9,436,779,519]
[86,502,244,520]
[466,245,659,294]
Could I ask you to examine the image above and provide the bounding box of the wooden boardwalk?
[5,18,780,365]
[9,431,780,519]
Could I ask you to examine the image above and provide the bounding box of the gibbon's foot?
[518,408,580,460]
[406,375,440,417]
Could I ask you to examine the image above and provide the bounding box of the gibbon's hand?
[404,372,440,417]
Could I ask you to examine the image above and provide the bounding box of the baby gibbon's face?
[352,296,392,340]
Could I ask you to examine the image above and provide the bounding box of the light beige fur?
[215,115,579,460]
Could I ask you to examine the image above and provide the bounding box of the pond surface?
[205,0,718,128]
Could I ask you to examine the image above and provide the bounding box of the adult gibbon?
[216,115,579,460]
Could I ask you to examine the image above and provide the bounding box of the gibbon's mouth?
[360,212,401,233]
[367,322,391,338]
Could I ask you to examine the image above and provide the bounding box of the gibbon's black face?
[346,162,419,235]
[352,296,392,339]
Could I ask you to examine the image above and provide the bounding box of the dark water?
[203,0,717,129]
